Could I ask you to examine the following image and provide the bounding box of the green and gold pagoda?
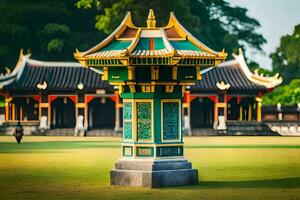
[75,9,226,187]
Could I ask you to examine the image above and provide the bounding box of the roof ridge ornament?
[216,81,230,90]
[147,9,156,28]
[37,81,47,90]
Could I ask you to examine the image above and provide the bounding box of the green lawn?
[1,136,300,200]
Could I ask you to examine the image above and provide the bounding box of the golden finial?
[147,9,156,28]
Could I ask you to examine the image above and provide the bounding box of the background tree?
[270,24,300,84]
[76,0,266,60]
[263,79,300,105]
[0,0,266,73]
[0,0,106,72]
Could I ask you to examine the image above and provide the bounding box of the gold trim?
[141,85,151,93]
[248,104,252,121]
[119,85,124,93]
[239,106,243,121]
[122,143,184,147]
[40,103,49,108]
[196,66,202,80]
[151,66,159,80]
[256,97,262,122]
[109,82,125,86]
[76,103,86,108]
[147,9,156,28]
[179,82,195,85]
[137,82,177,86]
[216,103,226,107]
[172,66,178,80]
[103,67,108,80]
[129,85,136,93]
[128,66,135,80]
[165,85,174,93]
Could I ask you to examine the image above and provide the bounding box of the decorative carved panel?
[123,102,132,140]
[137,102,152,140]
[163,102,179,140]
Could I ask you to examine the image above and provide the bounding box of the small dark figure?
[14,122,24,144]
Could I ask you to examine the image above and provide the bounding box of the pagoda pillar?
[213,97,218,129]
[215,81,230,132]
[74,9,226,188]
[75,94,86,136]
[38,94,50,129]
[5,97,12,122]
[215,92,227,132]
[248,104,252,121]
[255,97,262,122]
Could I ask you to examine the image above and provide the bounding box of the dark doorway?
[51,97,75,128]
[88,97,115,129]
[190,97,214,128]
[11,97,39,121]
[227,98,239,120]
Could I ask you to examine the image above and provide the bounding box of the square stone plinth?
[110,158,198,188]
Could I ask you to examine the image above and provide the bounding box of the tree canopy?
[0,0,106,72]
[0,0,266,73]
[76,0,266,59]
[270,24,300,84]
[263,79,300,105]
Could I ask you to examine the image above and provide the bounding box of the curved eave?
[74,11,137,60]
[165,12,227,59]
[234,49,282,89]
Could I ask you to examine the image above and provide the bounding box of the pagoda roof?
[74,10,226,66]
[191,49,282,94]
[1,49,281,95]
[1,51,113,94]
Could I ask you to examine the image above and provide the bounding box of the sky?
[228,0,300,70]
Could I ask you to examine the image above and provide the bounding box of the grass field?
[1,136,300,200]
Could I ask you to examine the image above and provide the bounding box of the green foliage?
[270,24,300,84]
[76,0,266,60]
[76,0,100,9]
[0,0,106,72]
[47,39,64,53]
[263,79,300,105]
[0,0,267,74]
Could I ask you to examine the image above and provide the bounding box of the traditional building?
[0,50,122,135]
[0,48,285,135]
[184,49,283,135]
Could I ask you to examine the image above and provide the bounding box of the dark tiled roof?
[4,60,113,93]
[191,65,266,94]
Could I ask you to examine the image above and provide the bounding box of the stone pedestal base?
[110,158,198,188]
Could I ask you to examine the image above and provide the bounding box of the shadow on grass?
[183,177,300,189]
[0,141,120,153]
